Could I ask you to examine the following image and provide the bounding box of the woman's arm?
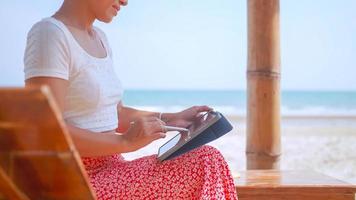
[117,103,213,133]
[65,124,131,157]
[116,102,175,133]
[25,77,131,157]
[25,77,165,157]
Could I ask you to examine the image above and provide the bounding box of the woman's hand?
[122,116,166,152]
[165,106,213,128]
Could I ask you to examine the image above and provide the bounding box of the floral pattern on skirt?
[81,145,238,200]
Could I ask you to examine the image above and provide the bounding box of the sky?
[0,0,355,90]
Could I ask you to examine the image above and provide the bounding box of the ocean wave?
[129,105,356,117]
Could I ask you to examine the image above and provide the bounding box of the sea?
[122,90,356,117]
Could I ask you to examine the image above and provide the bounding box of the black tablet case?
[162,112,233,161]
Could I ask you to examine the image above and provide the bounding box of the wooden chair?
[0,86,96,199]
[235,170,356,200]
[2,86,356,200]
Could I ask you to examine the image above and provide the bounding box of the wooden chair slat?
[0,86,96,199]
[0,166,30,200]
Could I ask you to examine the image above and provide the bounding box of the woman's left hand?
[165,106,213,128]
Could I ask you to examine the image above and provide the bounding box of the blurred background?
[0,0,355,183]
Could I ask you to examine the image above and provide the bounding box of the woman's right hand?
[122,117,167,152]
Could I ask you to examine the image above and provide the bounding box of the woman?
[24,0,238,199]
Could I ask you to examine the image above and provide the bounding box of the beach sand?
[122,116,356,184]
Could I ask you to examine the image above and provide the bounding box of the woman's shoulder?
[27,18,68,41]
[24,17,71,80]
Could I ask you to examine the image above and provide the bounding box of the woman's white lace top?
[24,17,124,132]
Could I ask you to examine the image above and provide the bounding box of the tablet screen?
[158,111,218,157]
[157,133,181,156]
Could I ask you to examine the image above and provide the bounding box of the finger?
[156,118,166,127]
[140,117,162,128]
[151,132,166,140]
[195,112,204,118]
[141,116,157,122]
[196,105,213,113]
[126,121,140,137]
[142,116,165,123]
[146,121,167,133]
[129,121,135,127]
[145,117,166,127]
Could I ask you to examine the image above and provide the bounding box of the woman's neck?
[53,0,96,32]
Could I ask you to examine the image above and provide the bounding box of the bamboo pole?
[246,0,281,169]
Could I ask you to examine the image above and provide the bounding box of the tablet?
[157,111,233,161]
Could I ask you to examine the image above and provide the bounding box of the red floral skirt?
[81,145,238,200]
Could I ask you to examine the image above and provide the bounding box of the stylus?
[163,125,189,133]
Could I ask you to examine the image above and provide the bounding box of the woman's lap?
[82,145,238,200]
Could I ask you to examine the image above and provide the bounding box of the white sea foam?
[129,105,356,117]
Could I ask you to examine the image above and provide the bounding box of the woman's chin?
[98,16,115,23]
